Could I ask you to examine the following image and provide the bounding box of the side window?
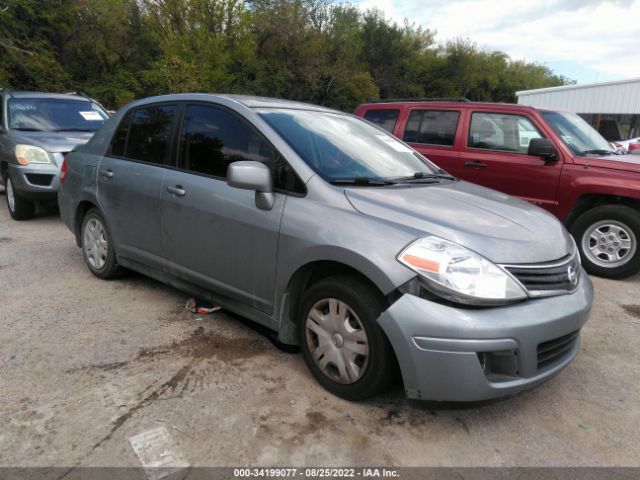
[109,111,131,157]
[469,112,543,154]
[179,104,304,193]
[403,110,460,146]
[363,109,399,133]
[123,104,177,164]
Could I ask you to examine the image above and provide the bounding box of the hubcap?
[83,218,108,270]
[305,298,369,385]
[582,220,637,268]
[6,177,15,212]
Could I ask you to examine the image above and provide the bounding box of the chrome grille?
[502,251,581,297]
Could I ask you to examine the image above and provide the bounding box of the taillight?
[629,143,640,151]
[60,155,68,183]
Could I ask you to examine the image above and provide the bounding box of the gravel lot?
[1,198,639,468]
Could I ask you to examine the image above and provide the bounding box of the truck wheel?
[81,208,123,279]
[298,275,397,400]
[570,205,640,279]
[3,172,35,220]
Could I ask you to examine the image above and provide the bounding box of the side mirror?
[227,161,275,210]
[528,138,558,161]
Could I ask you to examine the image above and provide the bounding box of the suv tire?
[298,274,397,400]
[4,172,35,220]
[81,208,123,279]
[571,205,640,279]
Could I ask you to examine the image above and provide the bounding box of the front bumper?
[7,154,63,200]
[378,273,593,401]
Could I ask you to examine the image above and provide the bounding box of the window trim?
[403,108,461,148]
[172,101,307,196]
[466,111,547,155]
[106,101,182,167]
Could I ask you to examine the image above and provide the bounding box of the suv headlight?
[398,236,527,306]
[15,145,51,165]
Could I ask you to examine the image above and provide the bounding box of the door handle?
[464,161,487,168]
[99,169,114,178]
[166,185,186,197]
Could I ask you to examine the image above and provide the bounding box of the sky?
[354,0,640,84]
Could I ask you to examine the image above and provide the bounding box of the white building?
[516,78,640,141]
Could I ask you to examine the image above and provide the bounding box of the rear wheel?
[4,172,35,220]
[571,205,640,279]
[81,208,123,279]
[298,275,397,400]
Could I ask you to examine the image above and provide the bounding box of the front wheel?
[570,205,640,279]
[298,275,398,400]
[4,172,35,220]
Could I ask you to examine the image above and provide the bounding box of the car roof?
[3,90,96,102]
[128,93,340,113]
[358,100,548,114]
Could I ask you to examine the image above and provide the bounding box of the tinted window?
[363,109,399,133]
[109,112,131,157]
[403,110,460,146]
[125,105,176,164]
[179,105,304,192]
[7,98,108,132]
[469,112,542,154]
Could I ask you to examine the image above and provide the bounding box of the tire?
[570,205,640,279]
[298,274,398,400]
[3,172,35,221]
[80,208,123,279]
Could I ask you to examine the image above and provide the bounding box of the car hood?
[344,181,573,264]
[10,131,95,153]
[575,154,640,173]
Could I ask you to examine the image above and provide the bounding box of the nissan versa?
[0,90,109,220]
[58,94,593,401]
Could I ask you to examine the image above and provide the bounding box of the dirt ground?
[1,198,639,468]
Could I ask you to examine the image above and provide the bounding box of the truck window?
[403,110,460,146]
[469,112,542,154]
[363,109,399,133]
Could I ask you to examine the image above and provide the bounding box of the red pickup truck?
[355,99,640,279]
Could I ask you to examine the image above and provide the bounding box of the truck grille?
[537,330,580,370]
[502,251,581,297]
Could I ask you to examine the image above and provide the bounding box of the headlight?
[398,236,527,306]
[15,145,51,165]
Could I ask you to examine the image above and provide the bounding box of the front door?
[458,111,563,214]
[97,103,178,269]
[160,103,285,314]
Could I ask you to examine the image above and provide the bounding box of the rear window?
[403,110,460,146]
[363,109,399,133]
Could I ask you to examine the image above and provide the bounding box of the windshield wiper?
[392,172,458,183]
[330,177,397,186]
[580,149,615,156]
[11,127,43,131]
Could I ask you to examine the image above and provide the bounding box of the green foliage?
[0,0,572,110]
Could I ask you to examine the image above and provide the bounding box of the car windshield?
[541,111,615,156]
[8,98,109,132]
[257,109,439,183]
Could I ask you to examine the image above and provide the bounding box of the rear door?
[400,108,464,177]
[160,103,297,314]
[458,110,563,214]
[97,103,178,269]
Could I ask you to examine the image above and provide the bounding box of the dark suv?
[0,90,109,220]
[356,99,640,279]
